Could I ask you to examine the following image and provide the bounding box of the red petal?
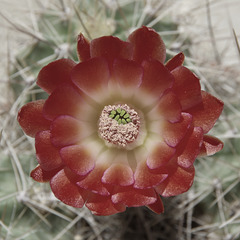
[60,145,95,176]
[50,169,85,208]
[77,33,90,62]
[140,60,174,97]
[77,166,110,196]
[50,115,92,148]
[71,57,109,99]
[111,186,157,207]
[165,52,185,72]
[177,127,203,168]
[43,84,84,121]
[162,113,192,147]
[128,26,166,63]
[30,165,62,182]
[63,166,86,183]
[147,142,176,169]
[102,163,134,186]
[35,130,63,171]
[154,90,182,122]
[90,36,133,65]
[86,193,126,216]
[171,66,202,110]
[199,135,223,156]
[112,59,143,88]
[147,192,164,214]
[134,161,168,189]
[18,100,51,137]
[155,166,195,197]
[187,91,224,133]
[37,59,76,94]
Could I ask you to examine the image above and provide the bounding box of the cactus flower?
[18,26,224,216]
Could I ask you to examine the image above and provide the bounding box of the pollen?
[98,104,140,148]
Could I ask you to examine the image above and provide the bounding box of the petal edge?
[187,91,224,133]
[50,169,85,208]
[128,26,166,63]
[18,100,51,137]
[37,59,76,94]
[199,135,223,156]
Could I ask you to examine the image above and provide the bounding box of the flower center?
[98,104,140,148]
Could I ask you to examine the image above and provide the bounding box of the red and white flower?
[18,26,224,216]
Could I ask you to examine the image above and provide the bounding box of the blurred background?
[0,0,240,239]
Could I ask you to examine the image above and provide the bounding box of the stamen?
[98,104,140,148]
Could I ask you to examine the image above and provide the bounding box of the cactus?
[1,0,239,239]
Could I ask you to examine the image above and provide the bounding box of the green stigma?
[109,108,132,124]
